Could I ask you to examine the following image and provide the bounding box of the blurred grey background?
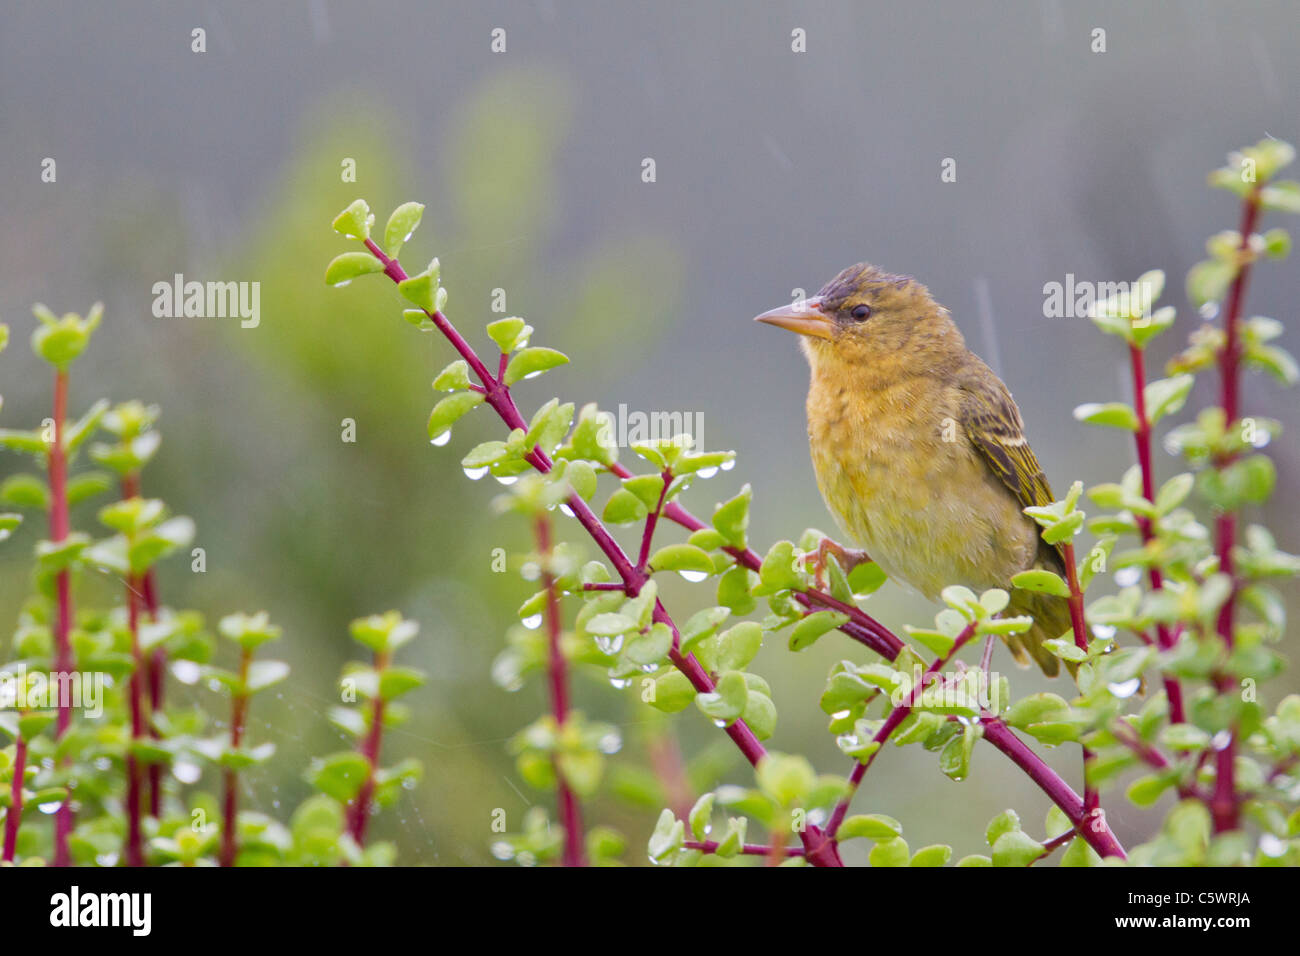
[0,0,1296,864]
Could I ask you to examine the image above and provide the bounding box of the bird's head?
[754,262,963,372]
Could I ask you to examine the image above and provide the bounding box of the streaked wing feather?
[961,379,1054,512]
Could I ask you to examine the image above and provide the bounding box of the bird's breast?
[806,374,1037,599]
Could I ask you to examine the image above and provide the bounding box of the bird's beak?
[752,296,835,339]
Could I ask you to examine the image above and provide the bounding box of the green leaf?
[713,622,764,672]
[218,611,282,650]
[1159,724,1210,752]
[903,626,954,657]
[755,753,816,806]
[1010,568,1071,598]
[978,615,1034,636]
[788,610,848,652]
[715,816,747,858]
[1004,693,1070,729]
[688,793,715,841]
[324,251,383,287]
[1042,512,1085,545]
[679,606,730,654]
[307,751,370,802]
[1072,402,1139,431]
[1259,180,1300,214]
[938,723,979,781]
[1154,473,1194,515]
[433,360,471,392]
[689,527,725,551]
[742,690,777,740]
[1198,455,1276,510]
[378,666,427,701]
[647,544,714,575]
[624,622,673,667]
[648,810,684,862]
[1261,227,1291,259]
[869,837,911,867]
[754,540,803,595]
[427,392,484,441]
[1060,837,1102,867]
[504,348,569,386]
[523,399,574,457]
[838,814,902,840]
[246,660,290,693]
[331,199,374,240]
[397,264,446,314]
[1246,342,1300,386]
[31,303,103,370]
[1187,258,1236,306]
[646,670,695,713]
[711,484,752,550]
[695,671,748,725]
[1131,306,1177,348]
[1144,374,1194,426]
[910,844,952,867]
[383,202,424,257]
[402,309,436,331]
[64,398,108,453]
[848,559,888,596]
[985,809,1021,846]
[602,488,648,525]
[1043,638,1088,663]
[66,472,111,506]
[716,565,757,614]
[940,584,981,619]
[1,473,50,509]
[620,474,665,509]
[566,460,598,501]
[1126,774,1174,808]
[486,317,531,353]
[0,429,49,456]
[991,829,1044,867]
[585,612,636,637]
[461,441,508,469]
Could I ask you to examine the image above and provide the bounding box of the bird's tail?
[1002,586,1073,678]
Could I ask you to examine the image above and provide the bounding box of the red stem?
[536,515,586,866]
[1209,185,1262,834]
[348,650,389,847]
[646,731,694,821]
[123,472,166,816]
[825,622,978,839]
[219,646,251,867]
[123,571,146,866]
[683,840,804,858]
[1059,541,1100,814]
[1110,721,1205,801]
[1032,827,1077,864]
[1059,542,1089,653]
[48,368,74,867]
[648,489,903,661]
[357,238,1126,866]
[636,469,672,573]
[1128,343,1187,722]
[980,718,1126,860]
[2,736,26,861]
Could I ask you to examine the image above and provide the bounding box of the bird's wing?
[960,371,1070,673]
[959,375,1056,513]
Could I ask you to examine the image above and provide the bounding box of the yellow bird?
[755,262,1070,676]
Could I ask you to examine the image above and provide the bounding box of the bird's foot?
[806,537,872,592]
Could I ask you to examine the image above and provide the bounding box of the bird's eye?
[850,304,871,322]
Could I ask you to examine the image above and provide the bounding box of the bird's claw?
[806,537,872,592]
